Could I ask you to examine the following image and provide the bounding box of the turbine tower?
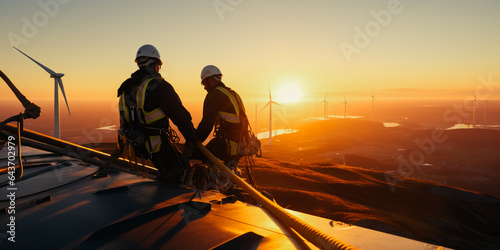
[260,85,282,145]
[371,91,375,119]
[342,96,350,119]
[472,94,478,127]
[484,99,487,127]
[320,94,329,120]
[14,47,71,138]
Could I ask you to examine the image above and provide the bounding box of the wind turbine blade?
[13,47,57,76]
[260,102,271,112]
[271,101,283,107]
[57,78,71,116]
[268,85,272,101]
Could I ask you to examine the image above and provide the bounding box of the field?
[254,119,500,249]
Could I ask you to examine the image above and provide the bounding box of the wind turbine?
[342,96,350,119]
[371,91,375,119]
[14,47,71,138]
[483,99,487,127]
[260,85,282,145]
[320,94,329,120]
[472,94,478,127]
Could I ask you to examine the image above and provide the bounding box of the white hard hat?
[201,65,222,81]
[135,44,162,65]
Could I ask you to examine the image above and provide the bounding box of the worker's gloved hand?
[24,102,41,119]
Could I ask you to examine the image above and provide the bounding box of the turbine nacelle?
[50,73,65,78]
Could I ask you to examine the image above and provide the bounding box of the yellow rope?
[197,142,358,250]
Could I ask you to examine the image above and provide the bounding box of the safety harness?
[118,77,178,159]
[213,86,261,188]
[213,86,243,157]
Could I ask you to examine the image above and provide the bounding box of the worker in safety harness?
[195,65,246,171]
[117,44,197,184]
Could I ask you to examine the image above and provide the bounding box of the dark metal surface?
[0,156,303,249]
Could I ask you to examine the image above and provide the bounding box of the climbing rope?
[197,141,358,250]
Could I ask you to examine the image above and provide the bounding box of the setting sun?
[275,84,302,103]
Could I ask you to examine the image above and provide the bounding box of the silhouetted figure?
[196,65,246,167]
[117,44,197,184]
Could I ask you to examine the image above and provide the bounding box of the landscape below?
[92,119,500,249]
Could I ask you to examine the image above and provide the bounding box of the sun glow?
[275,84,302,103]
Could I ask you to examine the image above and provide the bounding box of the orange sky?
[1,1,499,121]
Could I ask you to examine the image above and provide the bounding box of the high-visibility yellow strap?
[144,108,165,124]
[218,111,240,123]
[227,140,239,156]
[235,91,246,114]
[149,135,162,153]
[215,87,240,123]
[118,94,129,123]
[136,78,152,115]
[137,77,167,125]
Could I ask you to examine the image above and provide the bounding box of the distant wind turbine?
[342,96,350,119]
[371,91,375,119]
[484,99,487,127]
[260,85,282,145]
[320,94,329,120]
[472,94,478,127]
[14,47,71,138]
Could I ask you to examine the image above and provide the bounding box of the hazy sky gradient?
[1,0,499,106]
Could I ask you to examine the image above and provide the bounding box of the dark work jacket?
[197,82,243,143]
[117,67,197,144]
